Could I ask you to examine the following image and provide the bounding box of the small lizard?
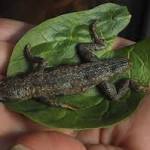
[0,21,137,110]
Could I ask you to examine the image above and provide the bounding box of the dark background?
[0,0,149,41]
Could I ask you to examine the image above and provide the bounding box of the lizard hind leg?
[98,79,130,101]
[24,44,48,71]
[35,96,78,111]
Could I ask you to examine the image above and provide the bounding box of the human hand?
[0,18,150,150]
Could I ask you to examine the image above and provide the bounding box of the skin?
[0,18,150,150]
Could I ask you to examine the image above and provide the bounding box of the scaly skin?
[0,58,129,101]
[0,21,132,109]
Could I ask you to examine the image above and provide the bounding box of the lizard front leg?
[77,20,106,62]
[35,96,78,110]
[98,79,140,101]
[24,44,48,71]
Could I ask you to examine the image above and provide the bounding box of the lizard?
[0,21,138,110]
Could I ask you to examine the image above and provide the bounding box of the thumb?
[11,131,86,150]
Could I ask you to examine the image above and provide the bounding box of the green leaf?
[5,3,147,129]
[7,3,131,76]
[97,38,150,86]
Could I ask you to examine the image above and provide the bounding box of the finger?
[0,18,32,44]
[0,102,76,150]
[23,120,77,137]
[0,104,27,135]
[120,94,150,149]
[77,129,100,145]
[112,37,135,50]
[100,128,114,145]
[0,103,28,149]
[0,41,14,75]
[11,131,86,150]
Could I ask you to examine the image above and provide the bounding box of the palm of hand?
[0,18,150,150]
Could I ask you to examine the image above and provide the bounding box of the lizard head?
[0,79,18,102]
[0,78,32,102]
[0,80,8,102]
[108,57,130,74]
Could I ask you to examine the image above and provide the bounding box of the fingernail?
[11,144,30,150]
